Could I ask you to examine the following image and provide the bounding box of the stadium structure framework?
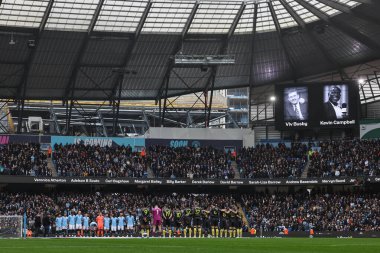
[0,0,380,136]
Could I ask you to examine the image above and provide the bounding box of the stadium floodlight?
[358,78,365,85]
[174,55,235,66]
[9,33,16,45]
[270,96,276,102]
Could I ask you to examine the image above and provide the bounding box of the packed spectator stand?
[53,144,148,178]
[308,139,380,178]
[148,146,235,179]
[1,139,380,179]
[241,192,379,232]
[0,191,379,236]
[236,143,308,179]
[0,143,51,176]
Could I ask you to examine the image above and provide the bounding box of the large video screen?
[275,82,359,130]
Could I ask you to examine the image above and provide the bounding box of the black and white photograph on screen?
[323,85,349,120]
[284,87,308,121]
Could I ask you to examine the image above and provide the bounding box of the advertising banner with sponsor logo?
[51,136,145,150]
[145,138,242,150]
[0,176,377,186]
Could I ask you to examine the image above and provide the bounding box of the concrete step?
[231,161,240,179]
[147,166,155,178]
[47,158,58,177]
[236,202,249,228]
[301,159,311,179]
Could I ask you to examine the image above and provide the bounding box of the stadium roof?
[0,0,380,101]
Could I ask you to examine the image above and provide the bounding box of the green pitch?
[0,238,379,253]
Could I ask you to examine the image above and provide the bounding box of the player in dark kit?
[236,213,243,238]
[202,208,210,238]
[183,206,193,238]
[220,207,229,238]
[229,206,238,238]
[162,206,173,238]
[140,207,151,237]
[193,204,203,238]
[173,207,183,237]
[210,205,220,238]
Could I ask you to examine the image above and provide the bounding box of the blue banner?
[51,136,145,151]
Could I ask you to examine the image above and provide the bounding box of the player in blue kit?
[62,213,68,237]
[104,213,111,237]
[111,213,118,237]
[75,210,83,237]
[68,211,76,237]
[117,212,125,236]
[83,213,90,237]
[55,213,63,237]
[126,212,135,237]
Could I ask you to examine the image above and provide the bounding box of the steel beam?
[249,3,258,126]
[112,78,122,136]
[39,0,54,32]
[15,0,55,116]
[161,75,169,127]
[293,0,380,53]
[155,2,200,101]
[63,0,105,100]
[268,1,297,82]
[279,0,346,77]
[110,1,152,99]
[366,75,375,99]
[206,70,216,127]
[16,99,24,133]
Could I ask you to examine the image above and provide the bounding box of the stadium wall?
[246,231,380,238]
[145,127,254,149]
[360,120,380,139]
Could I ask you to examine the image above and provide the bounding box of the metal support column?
[16,99,25,133]
[161,75,169,127]
[112,79,122,136]
[66,100,73,136]
[207,70,216,127]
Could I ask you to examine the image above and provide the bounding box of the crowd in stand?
[148,146,235,179]
[308,139,380,178]
[0,143,51,176]
[53,144,148,178]
[1,190,379,236]
[1,139,380,179]
[0,192,239,237]
[241,192,380,232]
[236,143,308,179]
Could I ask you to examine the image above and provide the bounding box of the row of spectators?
[241,192,380,232]
[0,143,51,176]
[308,139,380,178]
[148,146,235,179]
[236,143,308,179]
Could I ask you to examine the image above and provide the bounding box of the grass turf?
[0,238,379,253]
